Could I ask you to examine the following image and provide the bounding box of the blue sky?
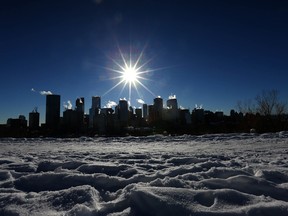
[1,0,288,124]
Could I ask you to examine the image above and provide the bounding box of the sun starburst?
[103,45,157,103]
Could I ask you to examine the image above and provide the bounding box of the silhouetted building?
[46,94,60,129]
[92,96,101,109]
[148,105,154,123]
[63,109,83,132]
[165,98,179,122]
[215,111,224,121]
[89,96,101,128]
[76,97,85,113]
[153,97,163,122]
[7,115,27,129]
[143,104,148,119]
[192,108,205,125]
[118,99,129,126]
[135,108,142,119]
[180,109,191,125]
[167,98,178,110]
[29,108,40,130]
[95,108,115,134]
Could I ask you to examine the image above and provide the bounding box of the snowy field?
[1,133,288,216]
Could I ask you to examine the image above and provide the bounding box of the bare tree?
[255,89,286,116]
[237,99,256,114]
[275,102,286,115]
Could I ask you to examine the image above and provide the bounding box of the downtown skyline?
[1,0,288,124]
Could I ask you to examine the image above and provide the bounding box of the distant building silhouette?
[46,94,60,129]
[29,108,39,130]
[118,99,129,126]
[165,98,179,122]
[167,98,178,110]
[135,108,142,119]
[92,96,101,109]
[180,109,191,125]
[76,97,85,113]
[63,109,83,132]
[7,115,27,129]
[148,105,154,123]
[143,104,148,119]
[89,96,101,128]
[153,97,163,122]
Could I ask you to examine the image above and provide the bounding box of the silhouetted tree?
[236,99,256,114]
[255,89,286,116]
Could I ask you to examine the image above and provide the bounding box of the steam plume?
[106,101,117,108]
[169,95,176,99]
[64,101,73,110]
[137,99,145,104]
[40,91,53,95]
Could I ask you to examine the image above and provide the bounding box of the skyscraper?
[76,97,85,113]
[118,99,129,123]
[46,94,60,129]
[153,97,163,121]
[167,98,178,110]
[166,98,179,121]
[89,96,101,128]
[92,96,101,110]
[29,108,40,130]
[143,104,148,119]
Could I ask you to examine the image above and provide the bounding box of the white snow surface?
[1,132,288,215]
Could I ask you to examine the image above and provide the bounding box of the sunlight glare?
[122,66,138,83]
[103,45,160,103]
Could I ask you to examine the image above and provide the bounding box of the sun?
[122,65,138,83]
[103,45,159,103]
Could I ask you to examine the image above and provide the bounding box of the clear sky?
[1,0,288,124]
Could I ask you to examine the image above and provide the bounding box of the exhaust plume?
[137,99,145,104]
[40,90,53,95]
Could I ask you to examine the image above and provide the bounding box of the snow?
[1,133,288,215]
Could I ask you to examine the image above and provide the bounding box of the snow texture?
[1,132,288,215]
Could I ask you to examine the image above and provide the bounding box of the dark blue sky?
[1,0,288,123]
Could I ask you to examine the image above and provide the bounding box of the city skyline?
[1,0,288,124]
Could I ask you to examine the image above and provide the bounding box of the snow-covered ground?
[1,132,288,215]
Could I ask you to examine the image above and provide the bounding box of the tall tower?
[29,107,40,130]
[92,96,101,110]
[46,94,60,129]
[89,96,101,128]
[118,99,129,123]
[153,97,163,121]
[166,98,179,121]
[143,104,148,119]
[76,97,85,113]
[167,98,178,110]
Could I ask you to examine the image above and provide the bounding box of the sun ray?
[135,79,156,97]
[103,79,125,96]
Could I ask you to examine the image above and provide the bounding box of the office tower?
[148,105,154,123]
[167,98,178,110]
[89,96,101,128]
[46,94,60,129]
[76,97,85,113]
[166,98,179,121]
[29,108,40,129]
[143,104,148,119]
[153,97,163,121]
[92,96,101,110]
[118,99,128,123]
[180,109,191,125]
[135,108,142,119]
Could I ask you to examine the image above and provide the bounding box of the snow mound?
[1,133,288,215]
